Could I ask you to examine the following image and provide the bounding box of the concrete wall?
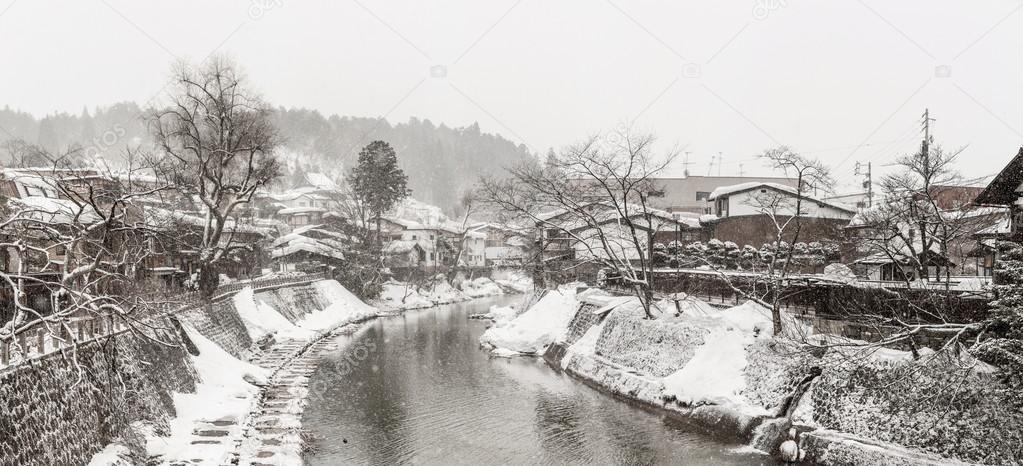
[0,317,197,466]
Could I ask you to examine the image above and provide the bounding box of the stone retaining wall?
[0,317,197,466]
[177,300,254,360]
[594,311,708,377]
[256,285,329,324]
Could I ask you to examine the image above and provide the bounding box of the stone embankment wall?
[0,316,197,466]
[549,296,1023,465]
[0,278,336,466]
[178,301,254,360]
[257,285,330,323]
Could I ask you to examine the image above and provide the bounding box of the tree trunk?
[197,265,220,298]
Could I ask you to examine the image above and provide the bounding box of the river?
[302,295,775,465]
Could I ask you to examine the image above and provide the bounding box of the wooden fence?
[0,272,328,369]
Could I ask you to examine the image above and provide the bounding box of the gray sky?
[1,0,1022,192]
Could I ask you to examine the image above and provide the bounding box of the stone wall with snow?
[177,301,254,360]
[594,311,709,377]
[0,317,198,466]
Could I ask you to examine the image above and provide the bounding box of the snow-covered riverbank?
[90,273,534,465]
[372,272,532,312]
[89,280,379,466]
[480,285,1014,465]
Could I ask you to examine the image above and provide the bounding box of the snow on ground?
[90,279,379,466]
[491,270,534,293]
[550,290,778,416]
[460,277,504,297]
[659,300,772,414]
[485,304,519,326]
[145,327,270,464]
[234,287,308,340]
[234,280,380,341]
[87,444,131,466]
[479,285,580,354]
[374,275,517,311]
[301,280,379,332]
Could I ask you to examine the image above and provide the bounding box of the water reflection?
[303,296,774,466]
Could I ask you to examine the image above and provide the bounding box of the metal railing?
[0,272,329,369]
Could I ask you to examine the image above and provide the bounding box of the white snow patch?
[660,301,773,415]
[233,287,307,340]
[88,444,131,466]
[146,326,269,464]
[479,286,579,354]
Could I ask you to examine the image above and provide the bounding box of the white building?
[708,182,856,220]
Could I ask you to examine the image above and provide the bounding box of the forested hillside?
[0,104,535,213]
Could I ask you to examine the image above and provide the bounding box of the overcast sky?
[1,0,1021,192]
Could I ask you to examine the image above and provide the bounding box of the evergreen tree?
[974,241,1023,402]
[348,140,410,245]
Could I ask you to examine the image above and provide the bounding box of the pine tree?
[973,241,1023,402]
[348,140,410,246]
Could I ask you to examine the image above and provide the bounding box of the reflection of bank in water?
[301,295,772,466]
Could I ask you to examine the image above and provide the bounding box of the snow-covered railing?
[0,272,329,369]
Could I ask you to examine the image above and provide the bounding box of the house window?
[696,191,711,201]
[412,234,418,240]
[430,234,435,240]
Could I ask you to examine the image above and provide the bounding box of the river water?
[302,295,774,466]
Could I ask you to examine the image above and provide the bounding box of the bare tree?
[478,127,678,318]
[0,153,174,374]
[147,57,282,296]
[854,145,996,286]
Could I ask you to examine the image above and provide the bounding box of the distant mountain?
[0,104,536,214]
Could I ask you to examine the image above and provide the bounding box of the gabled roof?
[975,147,1023,206]
[709,182,856,214]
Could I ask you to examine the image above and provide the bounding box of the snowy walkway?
[151,325,362,466]
[233,326,360,466]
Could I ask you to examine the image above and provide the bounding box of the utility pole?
[855,161,873,208]
[718,152,723,176]
[739,162,745,177]
[921,108,935,167]
[918,108,936,280]
[683,151,692,177]
[707,154,716,176]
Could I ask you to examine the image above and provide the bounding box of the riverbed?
[302,295,774,465]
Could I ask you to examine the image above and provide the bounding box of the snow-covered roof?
[537,202,701,230]
[303,172,338,191]
[271,224,350,248]
[278,206,326,215]
[147,207,272,236]
[9,196,101,224]
[709,182,856,213]
[271,228,348,261]
[269,187,331,202]
[383,239,425,254]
